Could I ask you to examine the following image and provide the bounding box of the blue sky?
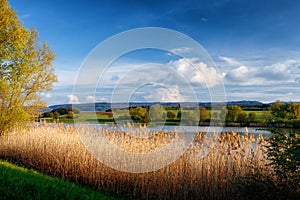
[9,0,300,104]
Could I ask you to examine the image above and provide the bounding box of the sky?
[8,0,300,105]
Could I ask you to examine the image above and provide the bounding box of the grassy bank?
[0,159,122,200]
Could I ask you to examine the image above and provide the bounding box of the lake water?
[75,123,271,135]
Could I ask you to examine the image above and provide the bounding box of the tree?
[53,111,60,120]
[271,100,289,120]
[149,105,166,122]
[226,105,245,122]
[66,111,74,119]
[288,102,300,120]
[167,110,176,120]
[42,112,54,118]
[0,0,57,135]
[199,107,207,122]
[129,106,150,123]
[248,112,257,122]
[237,112,247,123]
[52,108,68,115]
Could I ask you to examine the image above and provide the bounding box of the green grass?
[0,159,123,200]
[244,110,270,120]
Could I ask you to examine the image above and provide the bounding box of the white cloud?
[224,59,300,85]
[41,92,52,98]
[225,65,257,83]
[67,94,80,104]
[169,58,223,87]
[143,84,185,102]
[219,56,243,66]
[97,97,109,102]
[86,95,96,103]
[170,47,192,55]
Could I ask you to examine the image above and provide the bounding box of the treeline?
[41,107,80,120]
[116,101,300,127]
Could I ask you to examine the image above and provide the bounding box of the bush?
[66,111,74,119]
[167,111,176,120]
[234,129,300,199]
[266,129,300,185]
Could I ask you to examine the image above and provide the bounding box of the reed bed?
[0,123,272,199]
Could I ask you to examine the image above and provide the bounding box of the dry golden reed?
[0,123,272,200]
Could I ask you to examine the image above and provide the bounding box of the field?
[55,110,271,127]
[0,159,121,200]
[0,123,281,200]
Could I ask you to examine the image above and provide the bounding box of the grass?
[0,159,122,200]
[0,123,274,199]
[244,110,270,120]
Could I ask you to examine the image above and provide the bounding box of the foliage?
[0,0,57,135]
[234,173,278,200]
[129,106,150,123]
[266,129,300,182]
[149,105,166,122]
[167,110,176,120]
[199,107,207,122]
[226,105,246,122]
[248,112,257,122]
[235,129,300,199]
[180,110,200,125]
[42,112,54,118]
[66,111,74,119]
[53,111,60,120]
[52,107,68,115]
[271,100,300,120]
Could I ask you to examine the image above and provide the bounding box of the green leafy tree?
[199,107,207,122]
[226,105,245,122]
[52,108,68,115]
[288,102,300,120]
[149,105,166,122]
[42,112,54,118]
[271,100,288,120]
[167,110,176,120]
[66,111,74,119]
[248,112,257,122]
[0,0,57,134]
[129,106,150,123]
[53,111,60,120]
[177,111,182,120]
[237,112,247,123]
[266,129,300,194]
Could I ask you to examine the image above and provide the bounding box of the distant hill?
[48,100,268,112]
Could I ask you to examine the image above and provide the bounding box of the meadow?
[0,123,283,200]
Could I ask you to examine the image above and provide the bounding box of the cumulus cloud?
[67,94,80,104]
[86,95,96,103]
[169,58,223,87]
[144,84,185,102]
[224,59,300,85]
[225,65,257,83]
